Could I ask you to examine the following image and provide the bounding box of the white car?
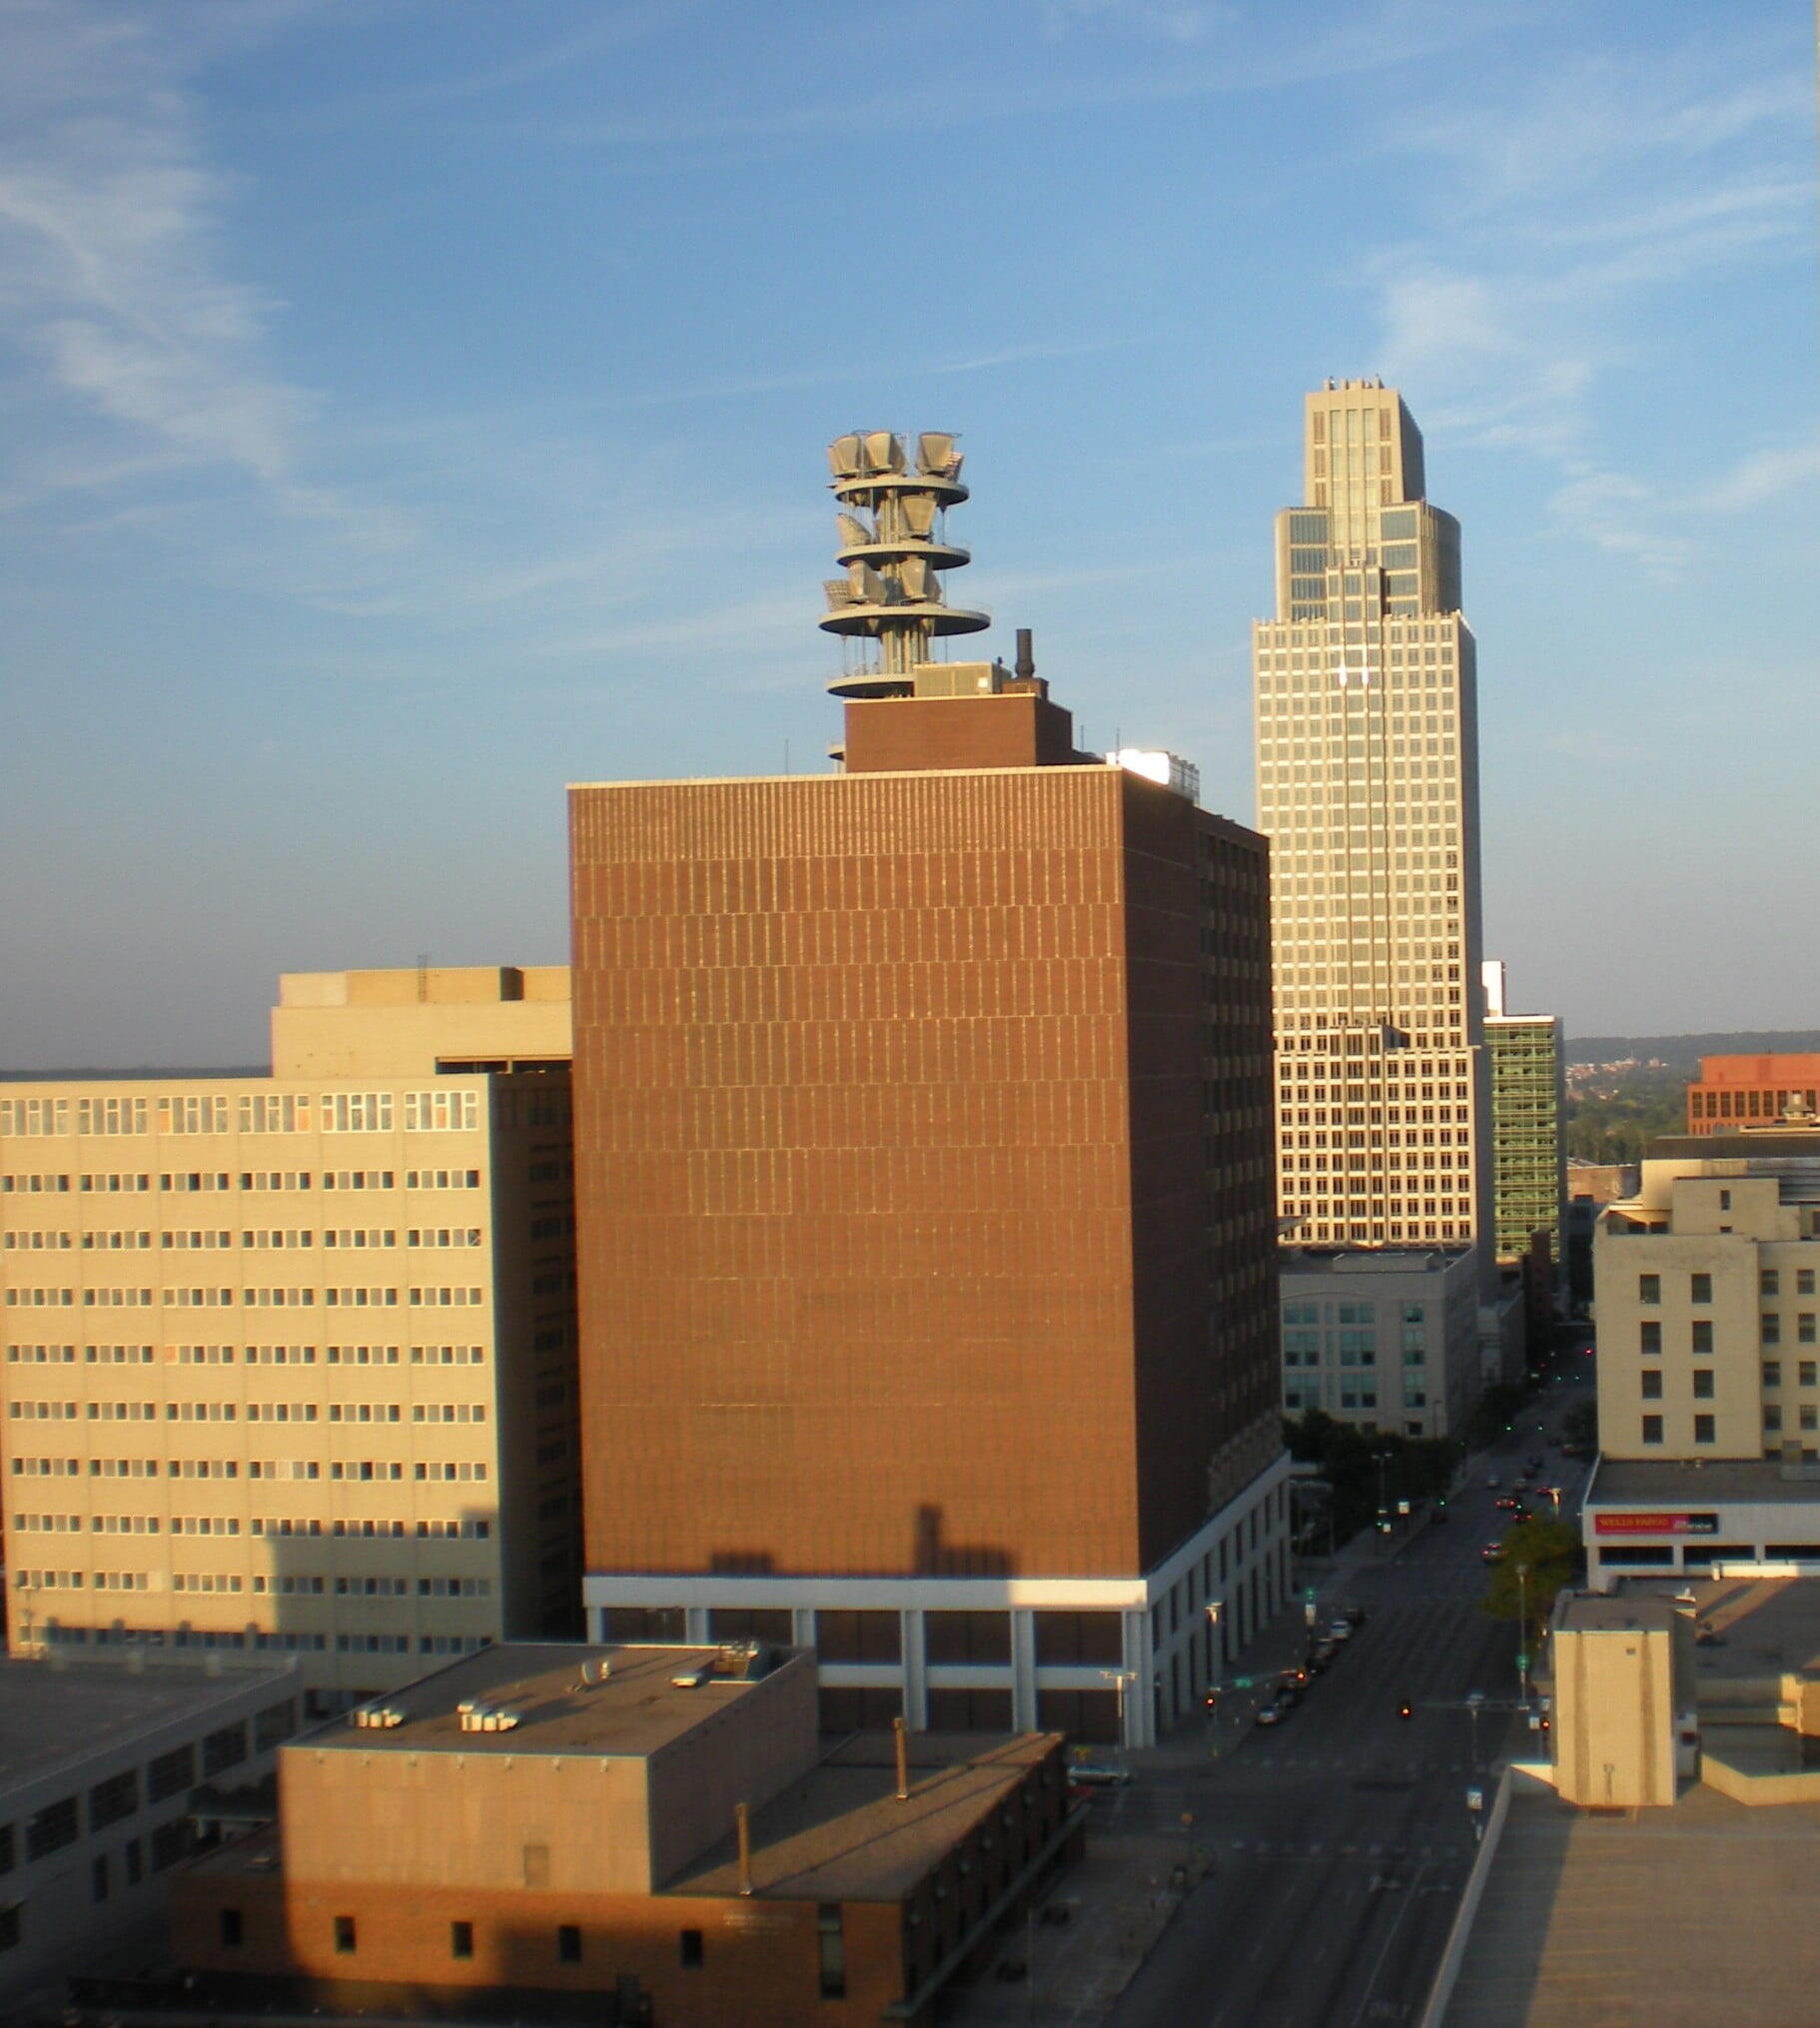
[1326,1618,1354,1642]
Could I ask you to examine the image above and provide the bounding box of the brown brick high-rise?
[570,664,1285,1747]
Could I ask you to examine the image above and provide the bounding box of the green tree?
[1481,1517,1579,1642]
[1560,1398,1597,1453]
[1282,1413,1462,1546]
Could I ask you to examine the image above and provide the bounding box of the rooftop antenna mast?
[819,431,989,699]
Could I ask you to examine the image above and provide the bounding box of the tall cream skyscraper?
[1252,380,1489,1248]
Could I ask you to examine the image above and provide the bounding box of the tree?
[1560,1397,1597,1454]
[1281,1413,1462,1547]
[1481,1517,1579,1641]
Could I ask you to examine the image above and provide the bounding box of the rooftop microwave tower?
[819,431,990,698]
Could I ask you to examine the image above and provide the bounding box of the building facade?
[1481,963,1565,1273]
[0,1652,300,2008]
[1278,1245,1481,1438]
[1252,380,1490,1251]
[0,968,580,1705]
[1685,1055,1820,1136]
[569,439,1287,1748]
[166,1643,1076,2028]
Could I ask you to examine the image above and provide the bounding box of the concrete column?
[900,1609,928,1730]
[1009,1609,1039,1732]
[792,1606,817,1651]
[683,1605,710,1644]
[1121,1609,1153,1749]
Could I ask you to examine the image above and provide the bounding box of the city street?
[1103,1363,1594,2028]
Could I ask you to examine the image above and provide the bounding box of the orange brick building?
[163,1642,1075,2028]
[568,660,1286,1745]
[1686,1055,1820,1135]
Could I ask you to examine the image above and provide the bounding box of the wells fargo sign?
[1594,1512,1718,1537]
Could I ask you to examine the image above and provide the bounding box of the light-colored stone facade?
[0,970,578,1705]
[1253,380,1490,1251]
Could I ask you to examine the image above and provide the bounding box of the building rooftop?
[1592,1574,1820,1687]
[666,1730,1059,1902]
[0,1658,294,1796]
[1554,1594,1677,1636]
[1441,1771,1820,2028]
[1280,1246,1474,1277]
[298,1643,801,1760]
[1589,1457,1820,1508]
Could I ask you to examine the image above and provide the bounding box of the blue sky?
[2,0,1815,1065]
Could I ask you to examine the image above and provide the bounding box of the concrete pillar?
[1009,1609,1038,1732]
[900,1609,928,1730]
[683,1605,710,1644]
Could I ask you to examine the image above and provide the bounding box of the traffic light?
[1396,1700,1413,1720]
[1203,1689,1219,1712]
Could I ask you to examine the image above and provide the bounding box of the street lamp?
[1099,1668,1138,1756]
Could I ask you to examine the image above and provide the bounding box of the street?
[1103,1359,1594,2028]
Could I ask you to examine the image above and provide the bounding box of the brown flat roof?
[667,1731,1060,1903]
[297,1643,801,1761]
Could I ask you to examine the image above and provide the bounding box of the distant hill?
[1566,1032,1820,1071]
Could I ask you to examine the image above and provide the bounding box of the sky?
[1,0,1815,1067]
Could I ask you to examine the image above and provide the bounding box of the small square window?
[1693,1370,1715,1400]
[220,1909,243,1949]
[1641,1370,1662,1400]
[1640,1321,1661,1356]
[1642,1415,1663,1445]
[1801,1316,1816,1347]
[556,1925,581,1965]
[1762,1270,1780,1298]
[1799,1269,1815,1297]
[1763,1315,1782,1347]
[1764,1362,1782,1389]
[1766,1406,1784,1433]
[1691,1322,1713,1355]
[1802,1406,1817,1434]
[679,1929,704,1968]
[1804,1361,1819,1388]
[451,1921,473,1961]
[1691,1273,1712,1305]
[334,1916,356,1955]
[1693,1414,1715,1445]
[1639,1274,1661,1305]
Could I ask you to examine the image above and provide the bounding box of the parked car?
[1326,1617,1355,1643]
[1069,1763,1131,1787]
[1255,1697,1293,1727]
[1481,1541,1507,1563]
[1485,1474,1500,1489]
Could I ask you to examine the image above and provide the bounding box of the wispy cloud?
[1365,35,1815,575]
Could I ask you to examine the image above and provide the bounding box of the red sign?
[1594,1512,1716,1537]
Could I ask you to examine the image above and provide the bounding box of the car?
[1494,1495,1523,1512]
[1481,1541,1507,1563]
[1255,1698,1291,1726]
[1068,1763,1131,1787]
[1485,1475,1500,1489]
[1305,1648,1331,1675]
[1326,1618,1355,1643]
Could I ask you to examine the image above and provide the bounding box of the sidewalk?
[940,1533,1391,2028]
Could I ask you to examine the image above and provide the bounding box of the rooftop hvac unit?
[456,1700,521,1733]
[353,1705,406,1729]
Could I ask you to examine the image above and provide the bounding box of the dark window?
[26,1796,78,1861]
[92,1854,110,1903]
[924,1611,1011,1664]
[1600,1545,1674,1567]
[451,1921,472,1960]
[706,1606,791,1645]
[220,1909,244,1948]
[817,1904,846,2000]
[1641,1370,1662,1400]
[1691,1322,1713,1355]
[0,1904,18,1952]
[255,1699,296,1752]
[1032,1610,1124,1666]
[1642,1415,1664,1445]
[679,1928,704,1968]
[1763,1314,1782,1347]
[202,1722,248,1776]
[0,1824,13,1876]
[815,1609,901,1663]
[1693,1370,1715,1400]
[334,1915,357,1955]
[1691,1273,1712,1305]
[556,1924,581,1964]
[148,1744,196,1802]
[1694,1414,1716,1445]
[1638,1274,1660,1305]
[89,1767,139,1830]
[1640,1321,1661,1356]
[1765,1361,1783,1388]
[150,1818,192,1872]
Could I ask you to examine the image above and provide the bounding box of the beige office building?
[1252,379,1489,1250]
[0,967,578,1707]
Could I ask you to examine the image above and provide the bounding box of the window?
[1803,1407,1817,1434]
[1641,1370,1662,1400]
[1803,1362,1818,1388]
[1693,1414,1715,1445]
[1764,1362,1783,1389]
[1765,1407,1783,1433]
[1693,1370,1715,1399]
[26,1796,78,1860]
[556,1924,581,1965]
[1640,1321,1661,1356]
[1642,1415,1663,1445]
[1692,1322,1713,1355]
[220,1909,244,1949]
[1690,1273,1712,1305]
[1763,1270,1781,1297]
[1800,1270,1816,1297]
[1639,1274,1660,1305]
[1764,1315,1782,1347]
[1801,1316,1817,1346]
[334,1916,357,1955]
[92,1854,110,1903]
[89,1767,139,1829]
[817,1904,846,2000]
[451,1921,473,1960]
[679,1929,704,1969]
[147,1745,196,1802]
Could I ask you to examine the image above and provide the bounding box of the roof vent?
[456,1701,521,1733]
[352,1704,407,1730]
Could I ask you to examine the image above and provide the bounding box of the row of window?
[5,1287,486,1308]
[8,1401,487,1424]
[0,1093,480,1138]
[6,1228,484,1250]
[3,1170,479,1194]
[6,1344,484,1365]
